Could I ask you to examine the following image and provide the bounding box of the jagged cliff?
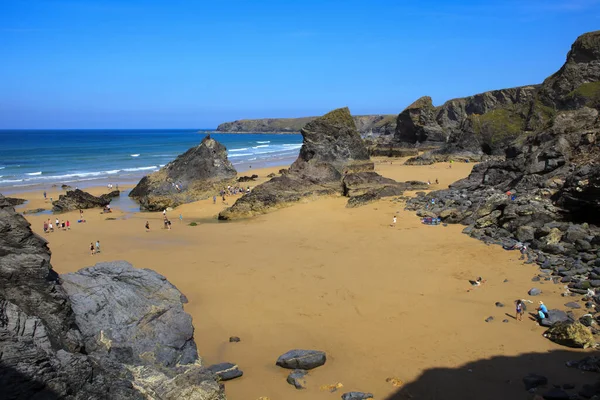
[389,31,600,156]
[216,114,396,136]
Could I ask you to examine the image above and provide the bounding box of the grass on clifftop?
[471,108,525,144]
[567,81,600,107]
[316,107,355,128]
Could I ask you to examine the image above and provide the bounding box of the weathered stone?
[523,373,548,390]
[529,288,542,296]
[52,189,113,213]
[286,369,308,389]
[565,301,582,309]
[207,362,243,381]
[341,392,374,400]
[276,349,326,370]
[130,135,237,211]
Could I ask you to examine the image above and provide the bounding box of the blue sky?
[1,0,599,129]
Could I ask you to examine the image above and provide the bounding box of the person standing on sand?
[90,242,95,256]
[516,300,524,321]
[43,190,47,200]
[435,178,439,184]
[79,209,83,220]
[95,240,100,254]
[179,213,183,223]
[391,216,397,227]
[66,220,70,230]
[49,221,53,232]
[163,209,166,216]
[43,220,48,233]
[213,195,216,204]
[145,221,150,232]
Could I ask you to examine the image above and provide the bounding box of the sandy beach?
[11,159,590,399]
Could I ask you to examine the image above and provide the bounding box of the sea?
[0,130,303,193]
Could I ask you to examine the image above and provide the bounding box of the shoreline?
[14,159,590,399]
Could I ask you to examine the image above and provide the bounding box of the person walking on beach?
[66,220,70,230]
[391,215,397,227]
[48,221,53,232]
[519,245,528,260]
[145,221,150,232]
[95,240,100,254]
[55,218,60,231]
[213,195,216,204]
[90,242,95,256]
[435,178,439,184]
[179,213,183,223]
[163,209,167,216]
[79,209,83,220]
[43,220,48,233]
[516,300,524,321]
[43,190,47,200]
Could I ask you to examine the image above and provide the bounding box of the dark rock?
[237,174,258,182]
[22,208,47,214]
[207,362,243,381]
[4,197,26,206]
[130,135,237,211]
[485,316,494,322]
[562,383,575,390]
[267,173,276,178]
[580,314,595,327]
[286,369,308,389]
[61,184,72,189]
[566,356,600,372]
[579,383,600,399]
[276,349,326,370]
[542,388,570,400]
[229,336,241,342]
[565,301,582,309]
[503,319,509,323]
[540,309,571,327]
[495,302,504,307]
[523,373,548,390]
[532,276,541,282]
[529,288,542,296]
[52,189,112,213]
[341,392,374,400]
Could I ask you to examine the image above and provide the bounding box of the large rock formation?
[0,194,224,399]
[129,135,237,211]
[216,114,396,136]
[386,31,600,158]
[404,32,600,309]
[52,189,117,213]
[219,108,426,219]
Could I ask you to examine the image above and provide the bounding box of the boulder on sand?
[544,321,596,348]
[341,392,374,400]
[207,362,243,381]
[219,108,409,219]
[52,189,115,213]
[130,135,237,211]
[276,349,326,370]
[287,369,308,389]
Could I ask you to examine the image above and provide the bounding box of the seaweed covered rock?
[219,108,405,219]
[52,189,113,213]
[130,135,237,211]
[544,322,596,348]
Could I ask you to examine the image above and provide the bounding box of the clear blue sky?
[1,0,599,129]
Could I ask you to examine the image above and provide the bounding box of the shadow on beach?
[385,349,599,400]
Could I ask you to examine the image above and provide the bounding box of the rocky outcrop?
[216,114,396,136]
[544,322,596,348]
[382,31,600,157]
[130,135,237,211]
[52,189,115,213]
[0,194,224,399]
[219,108,409,219]
[4,197,26,206]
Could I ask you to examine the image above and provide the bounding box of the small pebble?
[229,336,241,343]
[485,316,494,323]
[495,302,504,307]
[503,319,509,323]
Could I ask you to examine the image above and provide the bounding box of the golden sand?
[12,159,588,399]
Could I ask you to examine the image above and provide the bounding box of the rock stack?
[219,107,427,219]
[129,135,237,211]
[52,189,118,213]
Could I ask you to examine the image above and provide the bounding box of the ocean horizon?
[0,129,303,192]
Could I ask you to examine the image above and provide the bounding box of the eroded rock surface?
[130,135,237,211]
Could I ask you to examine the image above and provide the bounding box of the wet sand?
[12,159,590,400]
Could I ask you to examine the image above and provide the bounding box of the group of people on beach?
[43,218,70,233]
[107,183,118,190]
[515,299,548,322]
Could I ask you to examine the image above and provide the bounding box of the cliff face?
[0,194,224,399]
[129,135,237,211]
[392,31,600,155]
[216,114,396,135]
